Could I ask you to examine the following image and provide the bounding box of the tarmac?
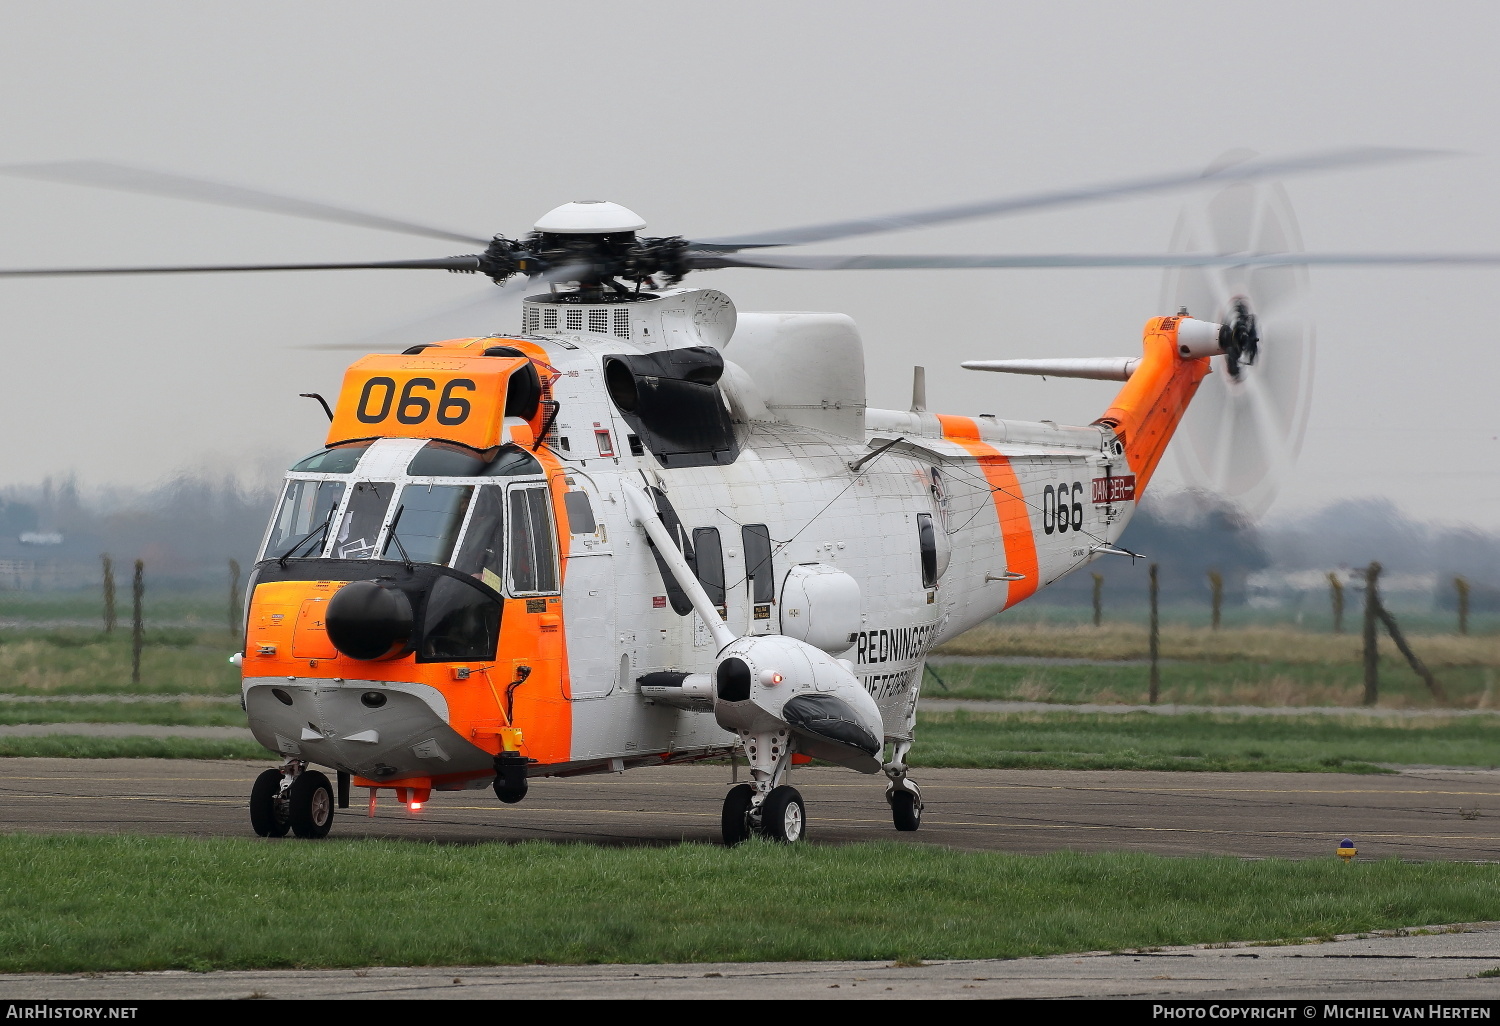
[3,758,1500,858]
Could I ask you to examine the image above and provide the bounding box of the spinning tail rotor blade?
[1163,174,1316,518]
[0,160,490,246]
[692,146,1444,252]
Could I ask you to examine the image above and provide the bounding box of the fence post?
[1149,563,1160,705]
[229,558,242,636]
[1329,572,1344,634]
[1456,576,1470,636]
[131,560,144,686]
[1362,562,1380,707]
[101,555,116,635]
[1091,573,1103,627]
[1208,569,1223,630]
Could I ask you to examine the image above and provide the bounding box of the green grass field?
[0,700,245,727]
[923,658,1500,709]
[0,737,266,759]
[910,710,1500,772]
[1,834,1496,972]
[0,629,240,695]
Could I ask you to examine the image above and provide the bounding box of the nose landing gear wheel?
[890,789,921,832]
[721,783,754,846]
[249,768,291,837]
[759,785,806,843]
[288,770,335,839]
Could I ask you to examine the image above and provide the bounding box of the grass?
[0,700,246,727]
[0,736,267,759]
[2,834,1499,972]
[0,629,241,695]
[923,659,1500,709]
[908,710,1500,773]
[0,588,238,626]
[937,622,1500,667]
[930,623,1500,709]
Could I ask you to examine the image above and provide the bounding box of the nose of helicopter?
[244,679,492,784]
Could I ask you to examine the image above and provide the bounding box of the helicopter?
[3,149,1494,844]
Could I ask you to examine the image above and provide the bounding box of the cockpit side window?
[452,486,505,592]
[262,480,346,559]
[507,485,558,594]
[332,481,393,559]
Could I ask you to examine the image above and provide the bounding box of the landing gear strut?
[250,760,335,839]
[721,730,806,845]
[884,739,923,833]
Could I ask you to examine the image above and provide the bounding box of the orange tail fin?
[1095,316,1213,495]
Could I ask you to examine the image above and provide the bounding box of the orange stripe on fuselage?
[936,414,1038,609]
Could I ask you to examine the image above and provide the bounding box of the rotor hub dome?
[533,200,646,235]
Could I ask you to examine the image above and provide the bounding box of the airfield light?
[1337,838,1357,861]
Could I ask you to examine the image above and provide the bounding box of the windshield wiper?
[384,507,415,570]
[279,508,335,567]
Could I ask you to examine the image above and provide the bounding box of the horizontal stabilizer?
[961,357,1139,381]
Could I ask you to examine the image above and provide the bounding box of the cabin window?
[917,513,938,589]
[692,527,726,610]
[451,486,505,592]
[564,491,597,535]
[507,485,558,594]
[289,441,371,474]
[262,480,346,559]
[382,485,473,565]
[332,481,393,559]
[742,524,774,603]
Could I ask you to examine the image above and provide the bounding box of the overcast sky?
[0,1,1496,526]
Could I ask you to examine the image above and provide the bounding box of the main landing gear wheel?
[760,785,806,843]
[249,768,290,837]
[890,790,921,832]
[288,770,335,839]
[721,783,754,846]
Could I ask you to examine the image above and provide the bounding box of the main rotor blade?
[0,256,481,278]
[0,160,490,246]
[302,261,591,351]
[695,251,1500,270]
[692,147,1445,251]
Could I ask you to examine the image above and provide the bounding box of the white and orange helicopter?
[2,150,1488,843]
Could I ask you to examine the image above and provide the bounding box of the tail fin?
[1094,315,1216,494]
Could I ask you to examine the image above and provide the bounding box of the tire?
[890,789,921,832]
[721,783,754,846]
[288,770,335,839]
[249,768,290,838]
[759,785,806,843]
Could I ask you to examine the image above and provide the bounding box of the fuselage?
[239,289,1206,802]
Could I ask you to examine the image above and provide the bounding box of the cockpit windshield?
[383,485,473,565]
[262,480,346,560]
[332,481,393,559]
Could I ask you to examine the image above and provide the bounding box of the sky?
[0,1,1496,526]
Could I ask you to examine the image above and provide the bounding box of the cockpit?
[260,438,557,595]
